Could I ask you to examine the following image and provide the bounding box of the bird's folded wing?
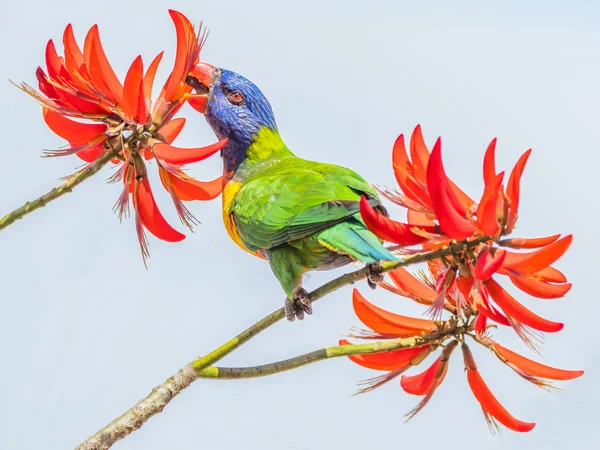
[230,167,380,250]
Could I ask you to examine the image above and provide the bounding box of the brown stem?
[197,323,465,380]
[0,148,119,230]
[74,236,490,450]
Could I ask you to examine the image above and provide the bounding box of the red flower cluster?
[343,125,582,432]
[19,10,226,263]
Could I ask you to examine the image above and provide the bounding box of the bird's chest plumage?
[221,180,266,259]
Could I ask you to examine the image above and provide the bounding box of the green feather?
[230,156,380,250]
[226,127,395,299]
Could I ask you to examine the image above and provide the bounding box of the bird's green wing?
[230,163,380,251]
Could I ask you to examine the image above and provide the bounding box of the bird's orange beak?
[184,62,214,114]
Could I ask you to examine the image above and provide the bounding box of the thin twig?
[0,148,119,230]
[197,324,464,380]
[74,235,490,450]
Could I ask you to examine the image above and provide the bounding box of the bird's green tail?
[317,217,396,263]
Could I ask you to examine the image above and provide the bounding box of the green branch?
[197,323,464,380]
[0,147,118,231]
[74,235,490,450]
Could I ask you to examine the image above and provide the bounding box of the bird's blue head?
[185,62,280,176]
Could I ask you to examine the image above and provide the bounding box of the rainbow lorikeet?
[186,63,398,321]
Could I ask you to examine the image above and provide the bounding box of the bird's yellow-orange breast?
[222,181,266,259]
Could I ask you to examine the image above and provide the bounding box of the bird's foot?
[367,262,384,289]
[284,287,313,322]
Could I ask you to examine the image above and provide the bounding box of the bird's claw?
[284,287,313,322]
[367,261,384,289]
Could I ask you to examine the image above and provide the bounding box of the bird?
[185,62,397,321]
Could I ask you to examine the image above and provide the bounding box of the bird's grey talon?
[302,297,313,315]
[284,300,296,322]
[367,262,384,289]
[285,287,312,321]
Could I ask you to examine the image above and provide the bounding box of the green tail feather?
[317,218,396,263]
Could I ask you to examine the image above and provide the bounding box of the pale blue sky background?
[1,1,598,449]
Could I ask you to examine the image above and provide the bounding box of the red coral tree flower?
[17,10,227,264]
[342,125,583,432]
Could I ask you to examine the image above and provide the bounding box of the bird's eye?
[228,91,244,105]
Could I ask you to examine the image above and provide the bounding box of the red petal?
[479,300,511,327]
[426,139,476,239]
[89,26,123,101]
[84,25,123,103]
[42,109,106,145]
[500,234,560,249]
[533,266,567,283]
[407,209,435,226]
[62,25,98,99]
[62,24,85,71]
[184,94,208,113]
[44,40,63,79]
[474,312,488,335]
[476,171,504,236]
[401,355,441,395]
[483,138,497,186]
[153,139,228,165]
[61,25,97,95]
[402,178,434,212]
[506,149,532,231]
[417,126,473,210]
[466,367,535,432]
[122,55,144,121]
[135,177,185,242]
[352,289,436,337]
[392,133,410,173]
[509,276,572,299]
[403,341,458,419]
[162,10,200,102]
[36,67,58,99]
[143,51,164,101]
[339,339,430,371]
[137,80,149,124]
[437,141,474,215]
[50,76,108,115]
[359,197,437,245]
[61,26,99,98]
[76,144,104,162]
[392,133,433,210]
[463,279,510,326]
[475,248,507,281]
[498,251,534,272]
[448,181,475,213]
[503,235,572,277]
[388,268,436,304]
[163,97,188,119]
[486,279,563,332]
[493,344,584,381]
[160,168,223,201]
[83,34,114,102]
[409,125,429,184]
[156,118,186,144]
[463,344,535,432]
[456,276,474,301]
